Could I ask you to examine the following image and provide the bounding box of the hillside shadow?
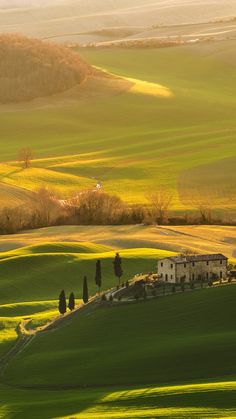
[2,382,236,418]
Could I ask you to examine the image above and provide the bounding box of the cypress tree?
[58,290,67,315]
[68,292,75,311]
[95,259,102,293]
[113,252,123,285]
[83,276,89,304]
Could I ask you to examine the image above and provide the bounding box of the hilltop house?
[157,254,228,284]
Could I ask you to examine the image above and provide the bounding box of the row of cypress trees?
[59,290,75,315]
[95,253,123,291]
[58,253,123,315]
[58,275,89,315]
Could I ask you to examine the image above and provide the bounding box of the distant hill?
[0,34,90,103]
[0,0,236,41]
[0,0,63,8]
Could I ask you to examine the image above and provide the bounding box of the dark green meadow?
[0,286,236,418]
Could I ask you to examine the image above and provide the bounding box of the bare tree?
[32,186,60,227]
[197,204,213,224]
[148,188,173,224]
[65,190,124,225]
[0,206,28,234]
[18,147,33,169]
[190,190,213,224]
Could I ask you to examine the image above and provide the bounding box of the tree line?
[1,184,233,235]
[58,253,123,315]
[2,148,235,233]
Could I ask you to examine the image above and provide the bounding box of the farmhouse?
[157,254,228,284]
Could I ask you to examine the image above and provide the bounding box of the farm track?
[0,321,34,379]
[0,298,100,384]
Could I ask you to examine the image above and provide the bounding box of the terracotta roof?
[167,254,227,264]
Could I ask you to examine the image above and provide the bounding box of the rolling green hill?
[0,244,172,304]
[0,224,235,260]
[0,380,235,418]
[4,285,236,388]
[0,229,235,417]
[0,240,172,357]
[0,41,236,211]
[1,285,235,419]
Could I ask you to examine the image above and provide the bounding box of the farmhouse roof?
[168,254,228,264]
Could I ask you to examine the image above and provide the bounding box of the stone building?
[157,254,228,284]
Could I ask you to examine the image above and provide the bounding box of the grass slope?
[0,244,173,304]
[0,41,236,209]
[0,235,170,359]
[0,229,235,417]
[4,285,236,388]
[0,381,236,418]
[0,224,235,259]
[0,301,59,357]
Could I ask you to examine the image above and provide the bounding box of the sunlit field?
[0,228,235,418]
[0,380,236,418]
[1,41,236,210]
[0,233,173,359]
[1,4,236,416]
[1,286,236,418]
[0,224,235,258]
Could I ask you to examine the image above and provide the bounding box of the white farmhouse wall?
[157,259,176,283]
[158,256,228,284]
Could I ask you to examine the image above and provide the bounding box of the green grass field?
[0,224,235,356]
[0,380,236,418]
[1,286,236,418]
[4,285,236,387]
[0,236,173,357]
[0,244,172,305]
[0,225,235,417]
[1,41,236,209]
[1,38,236,417]
[0,224,235,258]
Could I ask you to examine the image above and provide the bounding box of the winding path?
[0,297,99,381]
